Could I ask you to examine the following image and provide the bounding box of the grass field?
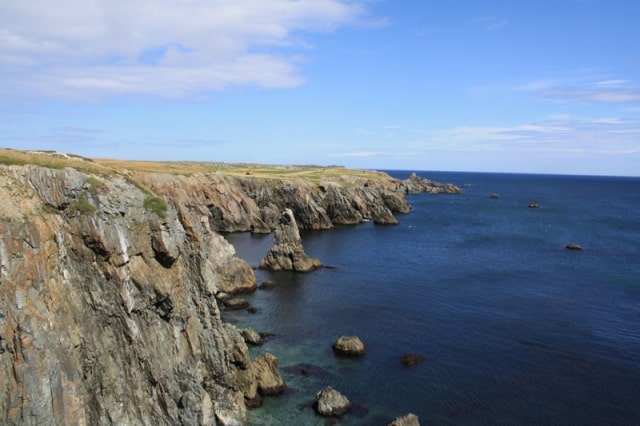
[0,148,389,183]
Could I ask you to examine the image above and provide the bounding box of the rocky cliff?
[0,155,459,425]
[0,165,267,425]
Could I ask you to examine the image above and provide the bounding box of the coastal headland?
[0,148,458,424]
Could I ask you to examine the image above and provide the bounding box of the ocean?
[223,171,640,425]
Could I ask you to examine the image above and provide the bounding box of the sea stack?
[260,208,322,272]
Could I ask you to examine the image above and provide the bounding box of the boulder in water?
[389,413,420,426]
[253,353,285,395]
[332,335,365,356]
[314,386,351,417]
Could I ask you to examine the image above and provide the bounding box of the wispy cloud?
[330,151,388,158]
[540,88,640,103]
[513,72,640,104]
[0,0,372,101]
[471,17,508,31]
[430,116,640,154]
[595,79,629,87]
[486,19,508,31]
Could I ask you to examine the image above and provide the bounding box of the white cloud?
[595,79,629,87]
[0,0,370,101]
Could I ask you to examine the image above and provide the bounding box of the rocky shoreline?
[0,157,458,425]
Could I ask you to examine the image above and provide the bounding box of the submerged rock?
[222,298,250,310]
[528,202,539,208]
[332,335,366,356]
[400,353,425,366]
[490,193,500,199]
[259,209,322,272]
[315,386,351,417]
[258,280,277,290]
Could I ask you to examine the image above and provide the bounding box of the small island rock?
[389,413,420,426]
[528,202,539,208]
[489,193,499,199]
[332,335,365,356]
[315,386,351,417]
[565,243,583,250]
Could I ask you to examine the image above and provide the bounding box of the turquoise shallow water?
[224,171,640,425]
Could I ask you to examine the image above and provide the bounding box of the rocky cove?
[0,152,459,425]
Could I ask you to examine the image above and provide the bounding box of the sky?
[1,0,639,176]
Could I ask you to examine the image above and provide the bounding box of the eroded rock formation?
[259,209,322,272]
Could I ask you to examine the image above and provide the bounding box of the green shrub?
[84,176,106,194]
[68,198,96,215]
[144,195,167,218]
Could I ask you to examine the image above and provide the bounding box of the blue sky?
[1,0,639,176]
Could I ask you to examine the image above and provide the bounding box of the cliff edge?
[0,150,460,425]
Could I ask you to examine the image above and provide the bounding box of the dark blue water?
[224,171,640,425]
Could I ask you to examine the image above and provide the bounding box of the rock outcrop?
[402,172,462,194]
[0,164,273,425]
[259,209,322,272]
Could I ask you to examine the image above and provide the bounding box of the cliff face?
[0,165,261,425]
[0,161,458,425]
[134,172,413,233]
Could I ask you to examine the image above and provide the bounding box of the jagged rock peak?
[259,208,322,272]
